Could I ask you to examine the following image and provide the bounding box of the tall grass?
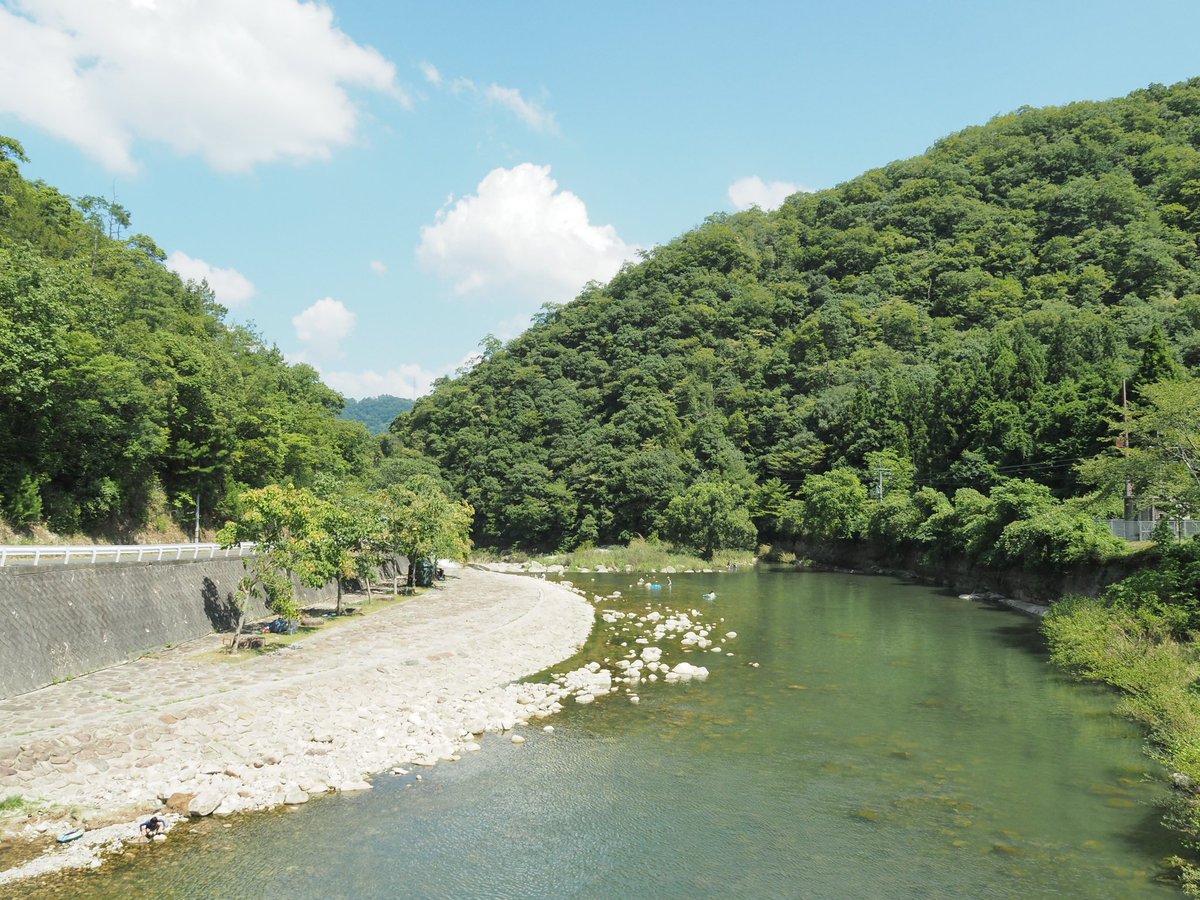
[1044,596,1200,892]
[477,537,756,573]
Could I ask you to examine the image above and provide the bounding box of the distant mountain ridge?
[340,395,414,434]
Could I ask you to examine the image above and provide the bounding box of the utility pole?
[874,465,891,501]
[1122,380,1136,521]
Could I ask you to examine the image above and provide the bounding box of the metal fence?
[1106,519,1200,542]
[0,542,256,567]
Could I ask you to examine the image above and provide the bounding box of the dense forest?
[340,395,414,435]
[5,78,1200,558]
[0,136,378,537]
[394,79,1200,556]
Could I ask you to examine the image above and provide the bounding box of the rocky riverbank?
[0,567,595,886]
[1,565,743,889]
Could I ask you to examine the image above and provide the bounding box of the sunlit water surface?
[24,570,1180,898]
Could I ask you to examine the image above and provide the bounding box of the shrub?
[967,479,1054,564]
[1104,538,1200,636]
[865,490,923,548]
[997,504,1125,567]
[1044,584,1200,893]
[919,487,989,558]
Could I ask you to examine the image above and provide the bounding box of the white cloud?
[292,297,356,358]
[492,312,534,342]
[165,250,256,307]
[482,84,558,134]
[419,60,441,86]
[319,360,456,400]
[417,163,638,301]
[728,176,805,211]
[421,62,556,134]
[369,259,387,275]
[0,0,400,172]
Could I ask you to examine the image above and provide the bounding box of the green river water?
[24,569,1182,898]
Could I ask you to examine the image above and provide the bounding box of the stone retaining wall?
[778,539,1140,605]
[0,557,360,700]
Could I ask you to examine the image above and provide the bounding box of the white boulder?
[188,791,222,817]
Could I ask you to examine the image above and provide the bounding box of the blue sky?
[2,0,1200,398]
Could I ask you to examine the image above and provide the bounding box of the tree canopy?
[0,150,377,535]
[10,77,1200,556]
[1079,376,1200,518]
[661,481,756,560]
[393,78,1200,552]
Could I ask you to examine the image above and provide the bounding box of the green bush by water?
[478,536,755,572]
[1043,539,1200,892]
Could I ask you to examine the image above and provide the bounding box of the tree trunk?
[363,574,372,605]
[229,608,247,654]
[335,578,343,615]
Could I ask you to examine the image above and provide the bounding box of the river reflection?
[24,570,1180,898]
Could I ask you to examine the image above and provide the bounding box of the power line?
[761,453,1092,488]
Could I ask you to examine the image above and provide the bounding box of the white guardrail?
[0,542,256,567]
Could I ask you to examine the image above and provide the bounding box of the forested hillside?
[340,395,414,434]
[395,79,1200,552]
[0,137,374,536]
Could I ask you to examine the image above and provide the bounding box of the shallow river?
[28,570,1180,898]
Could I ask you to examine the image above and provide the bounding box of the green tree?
[661,480,757,560]
[0,136,27,223]
[1080,378,1200,518]
[866,491,923,548]
[996,503,1124,567]
[1134,324,1181,391]
[341,489,390,602]
[298,499,359,616]
[217,484,319,642]
[0,138,382,538]
[795,468,870,542]
[961,478,1054,564]
[224,556,290,652]
[380,475,474,587]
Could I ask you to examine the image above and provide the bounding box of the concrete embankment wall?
[778,540,1142,606]
[0,557,375,700]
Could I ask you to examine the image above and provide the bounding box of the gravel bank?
[0,566,594,886]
